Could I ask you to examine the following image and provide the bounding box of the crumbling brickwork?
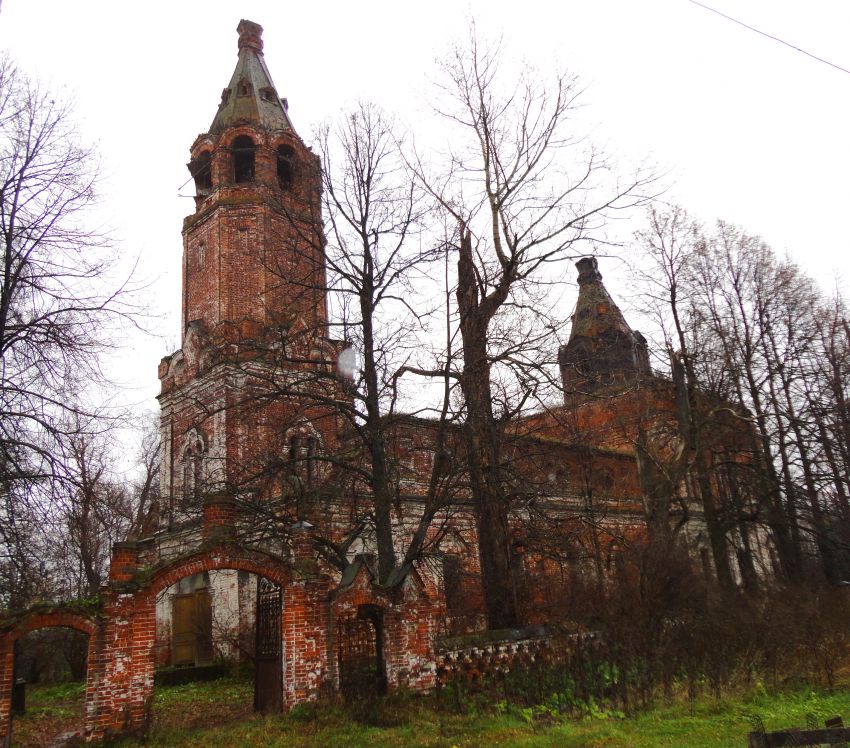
[0,18,761,745]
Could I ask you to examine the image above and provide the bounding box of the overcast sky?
[1,0,848,420]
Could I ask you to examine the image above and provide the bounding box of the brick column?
[0,636,13,746]
[202,493,237,542]
[109,541,140,583]
[383,586,439,693]
[84,590,155,742]
[290,520,317,573]
[283,521,330,709]
[86,542,155,742]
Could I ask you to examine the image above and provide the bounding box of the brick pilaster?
[109,541,140,584]
[202,493,238,542]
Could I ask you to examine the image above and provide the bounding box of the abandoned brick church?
[0,20,769,742]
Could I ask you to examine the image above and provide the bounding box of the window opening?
[181,432,205,508]
[443,554,465,616]
[190,151,212,195]
[182,453,203,506]
[233,135,256,183]
[306,436,318,487]
[288,435,301,467]
[288,433,320,487]
[277,144,295,190]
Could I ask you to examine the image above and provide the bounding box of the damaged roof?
[568,256,635,341]
[209,19,294,135]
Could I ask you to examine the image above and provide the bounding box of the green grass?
[103,678,850,748]
[11,681,87,747]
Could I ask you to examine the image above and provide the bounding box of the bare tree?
[58,425,141,597]
[632,207,737,588]
[315,102,455,583]
[412,30,655,627]
[0,57,133,494]
[687,223,807,582]
[127,414,161,538]
[633,205,850,586]
[0,58,143,612]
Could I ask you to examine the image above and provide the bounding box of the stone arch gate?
[0,607,99,745]
[0,536,332,744]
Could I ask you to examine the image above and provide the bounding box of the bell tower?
[158,21,339,527]
[181,19,327,339]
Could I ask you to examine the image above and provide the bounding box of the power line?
[686,0,850,76]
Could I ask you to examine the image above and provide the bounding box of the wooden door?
[172,589,214,666]
[172,594,196,665]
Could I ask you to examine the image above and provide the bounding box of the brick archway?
[4,610,97,643]
[145,545,295,694]
[83,542,330,742]
[145,543,292,598]
[0,609,101,745]
[329,561,439,695]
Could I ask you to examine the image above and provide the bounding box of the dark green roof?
[209,20,294,135]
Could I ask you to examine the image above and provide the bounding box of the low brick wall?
[435,629,598,686]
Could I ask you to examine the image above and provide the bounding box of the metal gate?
[254,576,282,712]
[337,604,386,697]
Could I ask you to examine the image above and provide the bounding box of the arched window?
[190,151,212,195]
[232,135,256,184]
[277,144,295,190]
[288,434,301,470]
[286,429,321,488]
[180,430,206,507]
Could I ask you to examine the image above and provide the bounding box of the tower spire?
[559,257,651,395]
[180,19,327,343]
[209,19,293,135]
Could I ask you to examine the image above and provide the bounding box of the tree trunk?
[359,274,397,584]
[456,229,519,629]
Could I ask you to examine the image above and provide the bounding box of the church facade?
[0,19,768,743]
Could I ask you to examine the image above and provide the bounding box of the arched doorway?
[0,612,97,748]
[145,548,292,720]
[75,543,329,742]
[337,604,387,698]
[155,570,283,709]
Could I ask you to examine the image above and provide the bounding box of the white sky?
[1,0,848,426]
